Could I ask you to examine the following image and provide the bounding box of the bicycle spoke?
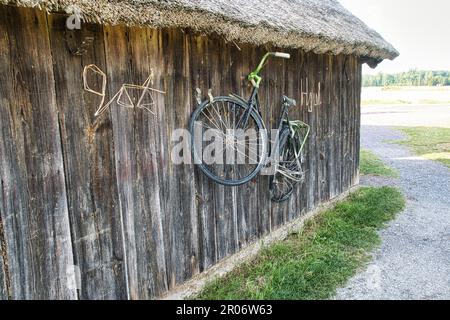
[201,108,223,132]
[210,101,229,131]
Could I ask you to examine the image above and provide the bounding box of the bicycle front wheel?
[189,96,268,186]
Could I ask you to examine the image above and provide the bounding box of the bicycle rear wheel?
[270,127,305,202]
[189,96,268,186]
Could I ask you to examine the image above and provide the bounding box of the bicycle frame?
[235,52,290,130]
[189,51,309,190]
[234,51,310,182]
[234,85,260,129]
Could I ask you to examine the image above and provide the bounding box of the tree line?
[363,70,450,87]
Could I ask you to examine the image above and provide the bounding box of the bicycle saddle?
[283,95,297,107]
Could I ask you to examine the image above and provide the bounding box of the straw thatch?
[2,0,398,62]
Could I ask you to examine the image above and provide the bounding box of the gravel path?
[336,125,450,300]
[362,104,450,128]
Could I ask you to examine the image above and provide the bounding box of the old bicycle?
[189,52,310,202]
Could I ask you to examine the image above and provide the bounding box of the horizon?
[365,69,450,75]
[338,0,450,75]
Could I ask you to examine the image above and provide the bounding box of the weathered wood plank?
[355,61,362,185]
[317,53,329,203]
[159,29,199,288]
[0,6,75,299]
[228,41,249,250]
[189,33,218,271]
[325,54,335,199]
[0,9,11,300]
[267,47,285,230]
[341,55,348,194]
[0,7,31,299]
[126,26,169,298]
[348,57,355,187]
[285,49,303,222]
[146,28,179,289]
[47,14,128,299]
[208,36,236,261]
[249,46,271,236]
[297,50,309,217]
[303,53,316,211]
[102,24,137,299]
[103,25,173,299]
[312,52,322,209]
[107,28,167,299]
[0,214,9,299]
[285,49,300,221]
[333,55,343,197]
[219,40,239,257]
[234,44,260,245]
[267,47,288,230]
[354,57,361,187]
[342,56,349,190]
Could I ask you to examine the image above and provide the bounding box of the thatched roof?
[2,0,398,63]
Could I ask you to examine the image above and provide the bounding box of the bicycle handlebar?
[273,52,291,59]
[248,52,291,87]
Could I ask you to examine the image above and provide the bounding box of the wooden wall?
[0,6,361,300]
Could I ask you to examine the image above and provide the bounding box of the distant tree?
[363,70,450,87]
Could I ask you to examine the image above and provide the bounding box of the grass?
[394,127,450,169]
[196,187,405,300]
[360,149,398,177]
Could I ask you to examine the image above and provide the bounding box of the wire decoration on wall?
[83,64,165,117]
[300,77,321,113]
[83,64,106,111]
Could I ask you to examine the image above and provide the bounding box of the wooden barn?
[0,0,398,299]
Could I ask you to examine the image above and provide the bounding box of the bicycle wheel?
[190,96,268,186]
[270,127,305,202]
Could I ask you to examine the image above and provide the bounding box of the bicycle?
[189,52,310,202]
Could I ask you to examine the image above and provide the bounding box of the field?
[362,86,450,106]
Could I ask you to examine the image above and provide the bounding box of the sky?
[338,0,450,75]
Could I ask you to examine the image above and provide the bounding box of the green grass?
[360,149,398,177]
[394,127,450,168]
[196,187,405,300]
